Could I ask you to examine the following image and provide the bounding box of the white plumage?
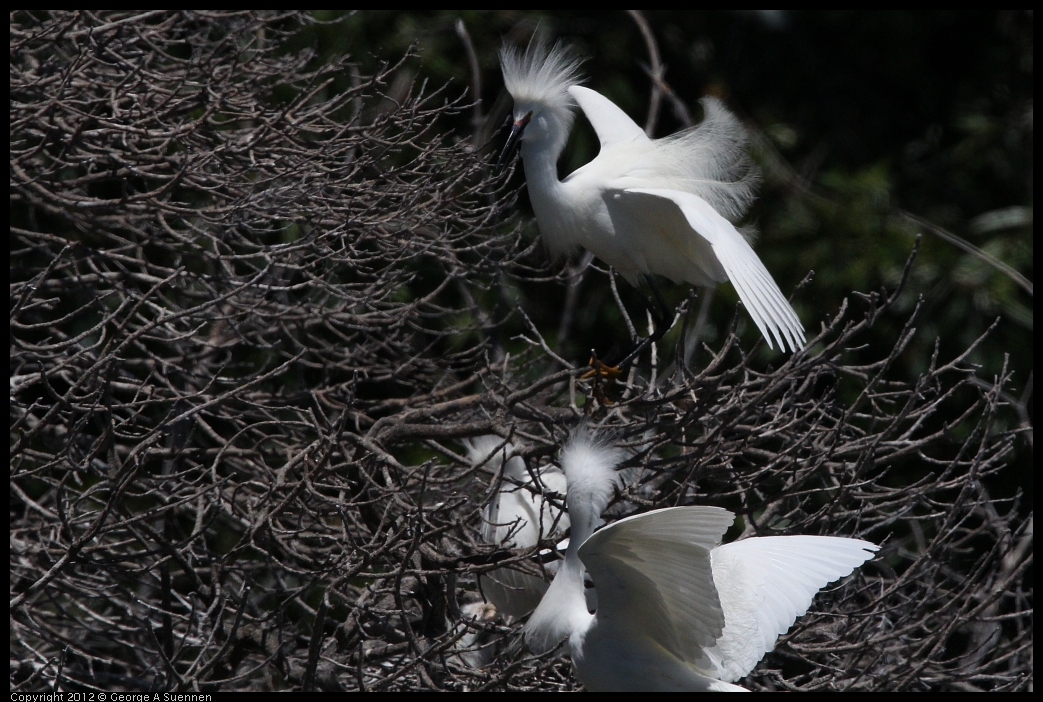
[465,436,568,619]
[500,41,805,352]
[524,430,877,691]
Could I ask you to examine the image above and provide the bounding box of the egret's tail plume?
[655,97,761,225]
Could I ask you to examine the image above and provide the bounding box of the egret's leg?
[585,276,674,375]
[641,274,673,334]
[613,275,672,369]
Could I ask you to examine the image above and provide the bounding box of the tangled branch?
[10,11,1030,692]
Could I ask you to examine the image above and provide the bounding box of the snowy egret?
[524,431,877,691]
[465,436,569,619]
[500,41,806,353]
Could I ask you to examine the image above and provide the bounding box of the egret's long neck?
[523,484,599,652]
[525,434,625,654]
[521,138,569,216]
[524,543,593,653]
[521,133,564,181]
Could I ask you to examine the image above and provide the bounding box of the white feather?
[705,535,879,682]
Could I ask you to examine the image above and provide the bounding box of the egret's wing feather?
[480,567,550,620]
[569,85,649,148]
[706,536,878,682]
[621,187,805,352]
[578,506,736,665]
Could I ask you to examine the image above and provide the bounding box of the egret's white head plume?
[559,427,627,541]
[500,40,584,158]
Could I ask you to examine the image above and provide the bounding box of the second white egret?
[524,430,877,691]
[500,40,806,353]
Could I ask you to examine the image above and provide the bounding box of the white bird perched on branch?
[524,430,877,691]
[499,40,806,354]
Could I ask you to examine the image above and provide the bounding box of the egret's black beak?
[496,111,532,172]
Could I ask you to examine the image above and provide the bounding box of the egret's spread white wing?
[578,506,736,665]
[569,85,650,147]
[706,536,878,682]
[620,187,805,352]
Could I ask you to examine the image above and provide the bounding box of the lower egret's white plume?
[525,430,877,691]
[465,436,568,619]
[500,40,805,353]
